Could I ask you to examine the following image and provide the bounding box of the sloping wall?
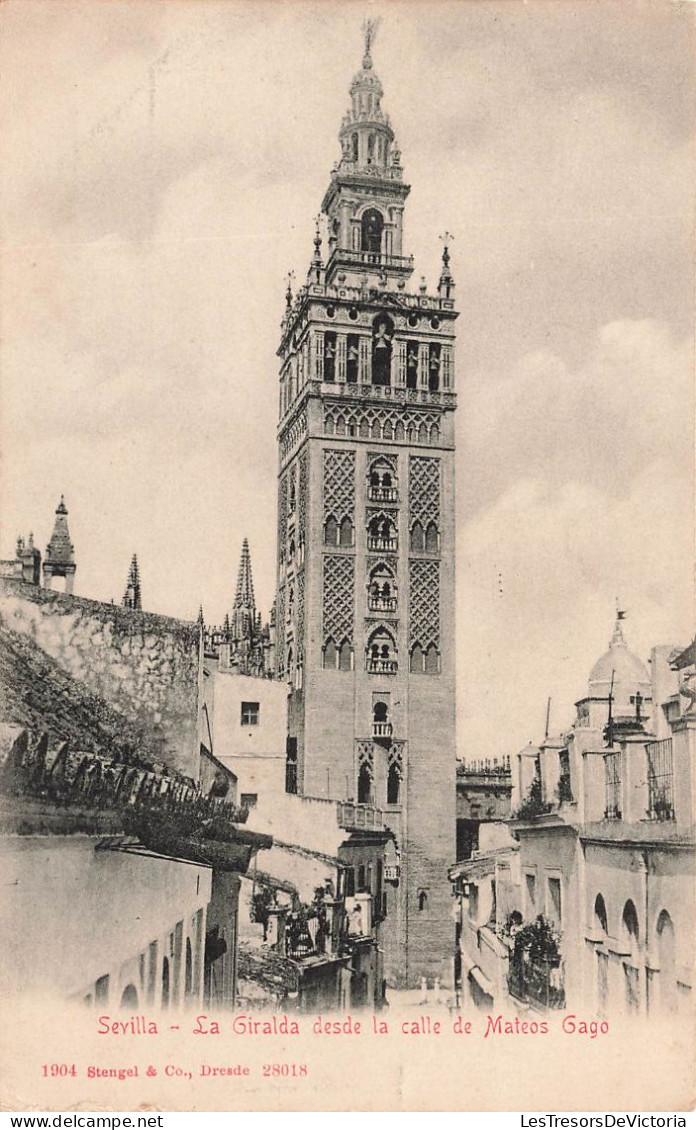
[0,579,200,778]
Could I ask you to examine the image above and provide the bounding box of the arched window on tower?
[351,132,358,162]
[323,639,337,670]
[369,563,397,613]
[372,700,392,739]
[371,314,393,386]
[410,521,425,552]
[366,627,397,674]
[410,644,424,674]
[368,514,397,552]
[425,522,439,554]
[425,643,440,675]
[339,516,353,548]
[387,760,401,805]
[347,335,359,383]
[428,343,441,391]
[357,760,373,805]
[368,458,397,502]
[324,333,337,382]
[338,640,353,672]
[406,343,419,389]
[361,208,383,257]
[324,515,339,546]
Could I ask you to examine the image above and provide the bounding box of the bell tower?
[276,24,457,987]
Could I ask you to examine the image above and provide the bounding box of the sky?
[1,0,693,759]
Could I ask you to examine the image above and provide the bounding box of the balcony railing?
[508,958,565,1011]
[647,738,675,821]
[368,487,398,504]
[372,722,393,739]
[368,596,398,614]
[366,658,398,675]
[326,248,414,273]
[337,801,384,831]
[367,536,397,552]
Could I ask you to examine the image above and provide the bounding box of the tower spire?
[43,495,76,594]
[122,553,142,611]
[234,538,255,611]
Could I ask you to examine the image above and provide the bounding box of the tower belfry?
[43,496,76,594]
[275,28,458,987]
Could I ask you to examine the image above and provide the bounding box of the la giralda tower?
[276,23,457,987]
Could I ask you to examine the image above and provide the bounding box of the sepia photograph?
[0,0,693,1114]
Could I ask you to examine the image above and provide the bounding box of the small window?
[241,701,260,726]
[548,877,562,925]
[418,890,428,912]
[345,868,355,897]
[525,873,536,917]
[241,793,258,809]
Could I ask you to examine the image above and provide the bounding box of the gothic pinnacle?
[122,553,142,611]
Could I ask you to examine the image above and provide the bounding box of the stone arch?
[656,910,677,1014]
[120,983,139,1009]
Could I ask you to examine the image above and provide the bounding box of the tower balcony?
[372,721,393,739]
[368,486,398,504]
[366,657,398,675]
[367,535,397,553]
[326,247,414,279]
[337,801,384,832]
[368,595,398,614]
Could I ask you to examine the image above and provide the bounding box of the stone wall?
[0,578,200,779]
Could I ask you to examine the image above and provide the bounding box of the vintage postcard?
[0,0,694,1114]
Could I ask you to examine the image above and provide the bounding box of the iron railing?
[646,738,675,821]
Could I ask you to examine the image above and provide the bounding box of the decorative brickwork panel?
[297,450,308,556]
[323,450,356,524]
[280,409,307,463]
[324,404,441,446]
[409,559,440,649]
[276,585,286,676]
[296,569,305,650]
[367,452,397,472]
[356,741,374,774]
[388,743,404,778]
[278,475,288,565]
[323,555,355,645]
[409,456,440,529]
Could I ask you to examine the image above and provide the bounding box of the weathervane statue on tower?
[362,17,380,67]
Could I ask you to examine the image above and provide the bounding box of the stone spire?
[122,553,142,611]
[43,496,76,594]
[230,538,256,644]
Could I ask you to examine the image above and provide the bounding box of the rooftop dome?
[588,614,650,688]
